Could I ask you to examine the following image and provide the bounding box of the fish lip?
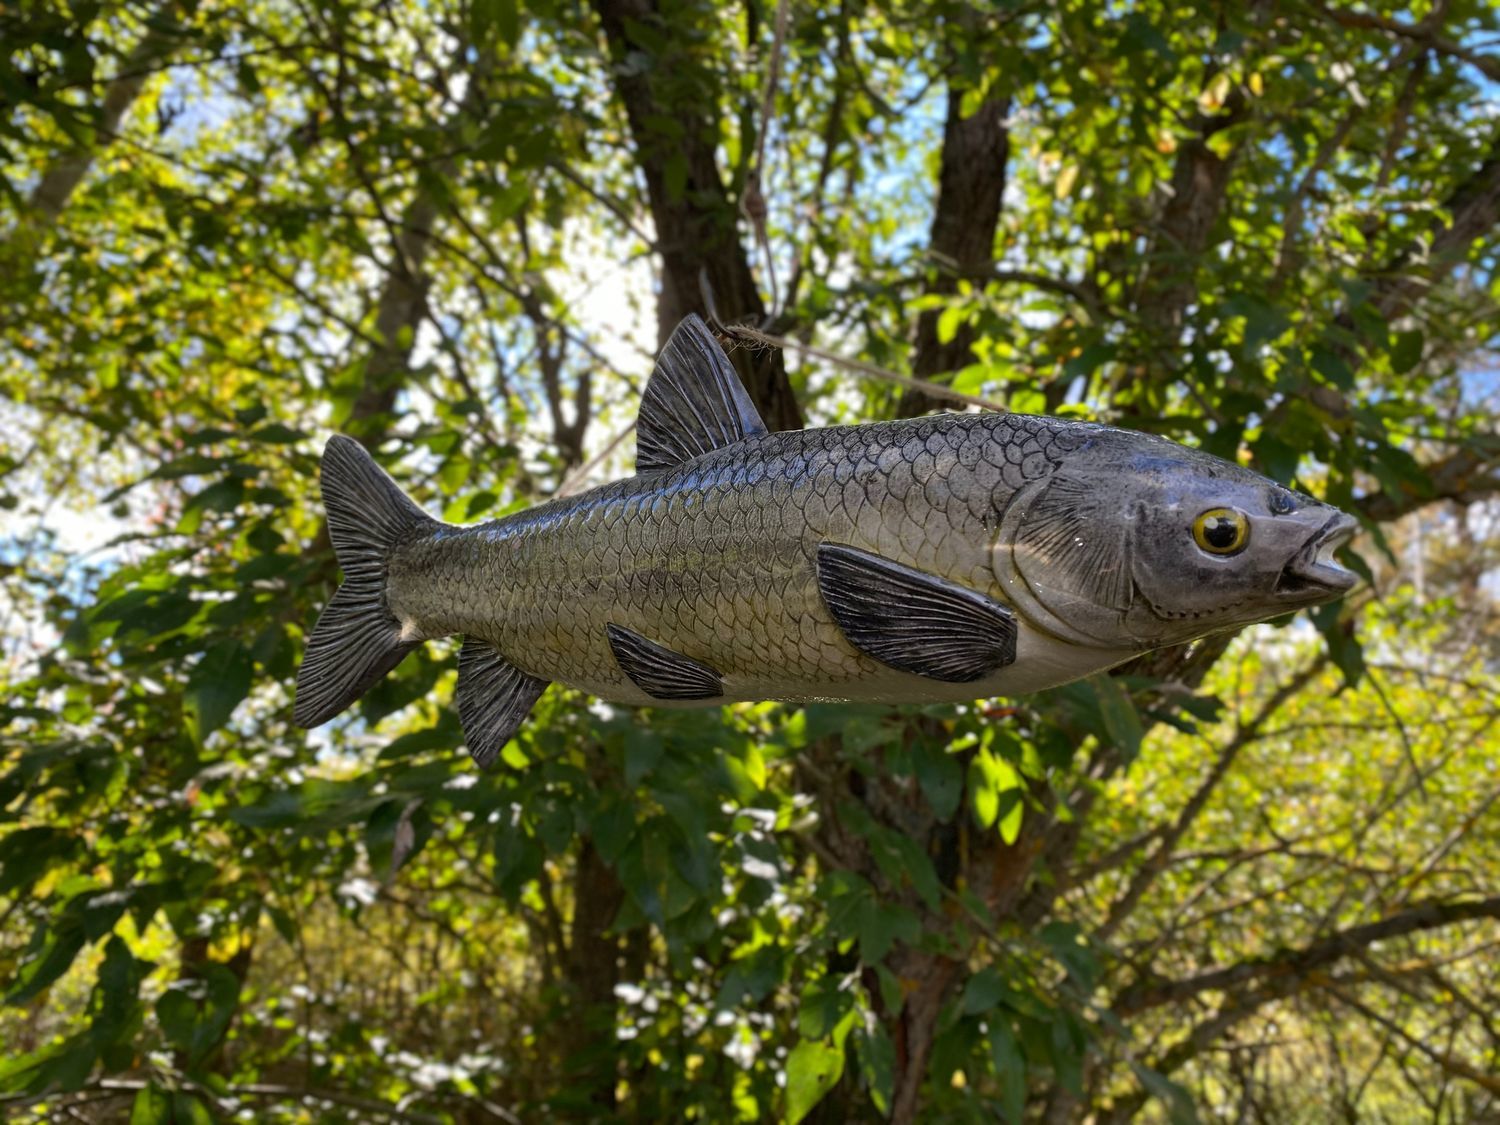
[1276,512,1359,597]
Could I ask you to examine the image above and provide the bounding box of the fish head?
[993,430,1358,650]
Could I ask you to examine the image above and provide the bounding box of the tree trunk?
[556,840,628,1111]
[885,825,1043,1121]
[590,0,802,431]
[1129,95,1247,347]
[346,55,498,432]
[347,193,440,431]
[880,45,1013,1120]
[26,1,184,221]
[900,86,1010,416]
[887,952,962,1122]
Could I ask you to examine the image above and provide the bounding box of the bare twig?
[720,323,1010,413]
[555,419,637,498]
[1116,894,1500,1015]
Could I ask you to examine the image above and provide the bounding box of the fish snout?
[1274,510,1358,599]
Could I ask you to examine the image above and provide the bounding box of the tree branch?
[1096,654,1329,942]
[1355,440,1500,521]
[1312,3,1500,84]
[1323,982,1500,1096]
[1115,894,1500,1016]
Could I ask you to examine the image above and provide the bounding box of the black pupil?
[1204,516,1239,549]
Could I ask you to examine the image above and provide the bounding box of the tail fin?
[294,435,438,728]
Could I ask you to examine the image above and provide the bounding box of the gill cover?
[995,471,1138,648]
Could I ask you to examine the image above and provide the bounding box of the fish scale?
[384,412,1081,706]
[294,314,1358,767]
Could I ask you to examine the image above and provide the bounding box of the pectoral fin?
[457,638,550,767]
[606,623,724,701]
[816,543,1018,683]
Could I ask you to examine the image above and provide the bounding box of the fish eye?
[1193,508,1249,555]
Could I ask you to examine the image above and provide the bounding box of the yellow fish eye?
[1193,508,1249,555]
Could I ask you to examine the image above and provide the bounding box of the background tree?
[2,0,1498,1121]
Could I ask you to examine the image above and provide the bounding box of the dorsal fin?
[636,314,769,472]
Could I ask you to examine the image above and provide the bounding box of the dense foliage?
[2,0,1498,1120]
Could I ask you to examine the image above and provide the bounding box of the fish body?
[295,316,1357,764]
[388,412,1132,708]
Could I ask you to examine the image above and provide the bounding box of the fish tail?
[293,435,438,728]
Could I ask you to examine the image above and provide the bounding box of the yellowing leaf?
[1056,163,1080,200]
[1199,71,1232,113]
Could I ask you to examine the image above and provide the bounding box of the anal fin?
[457,638,550,767]
[816,543,1017,683]
[606,623,723,701]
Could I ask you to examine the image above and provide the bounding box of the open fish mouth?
[1276,512,1359,597]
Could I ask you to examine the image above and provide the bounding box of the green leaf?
[90,935,144,1047]
[0,827,78,895]
[234,404,268,426]
[17,1034,96,1095]
[995,759,1024,846]
[1311,602,1365,686]
[155,965,240,1066]
[378,725,455,761]
[1050,1011,1086,1094]
[854,1024,895,1116]
[1310,346,1354,390]
[1088,674,1144,761]
[857,900,920,962]
[1130,1060,1200,1123]
[785,1037,846,1124]
[1367,442,1432,503]
[1040,921,1100,989]
[235,58,262,96]
[183,641,253,742]
[495,0,520,47]
[1222,293,1290,353]
[990,1019,1027,1123]
[799,975,855,1040]
[172,1093,215,1125]
[913,740,962,820]
[969,754,998,829]
[130,1083,172,1125]
[1063,343,1115,379]
[1252,435,1301,484]
[936,304,966,346]
[890,834,942,910]
[1389,329,1423,374]
[961,967,1005,1015]
[968,747,1024,841]
[7,923,86,1006]
[183,477,244,517]
[249,422,307,443]
[624,728,663,785]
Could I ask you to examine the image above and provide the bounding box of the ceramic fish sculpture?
[294,315,1357,764]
